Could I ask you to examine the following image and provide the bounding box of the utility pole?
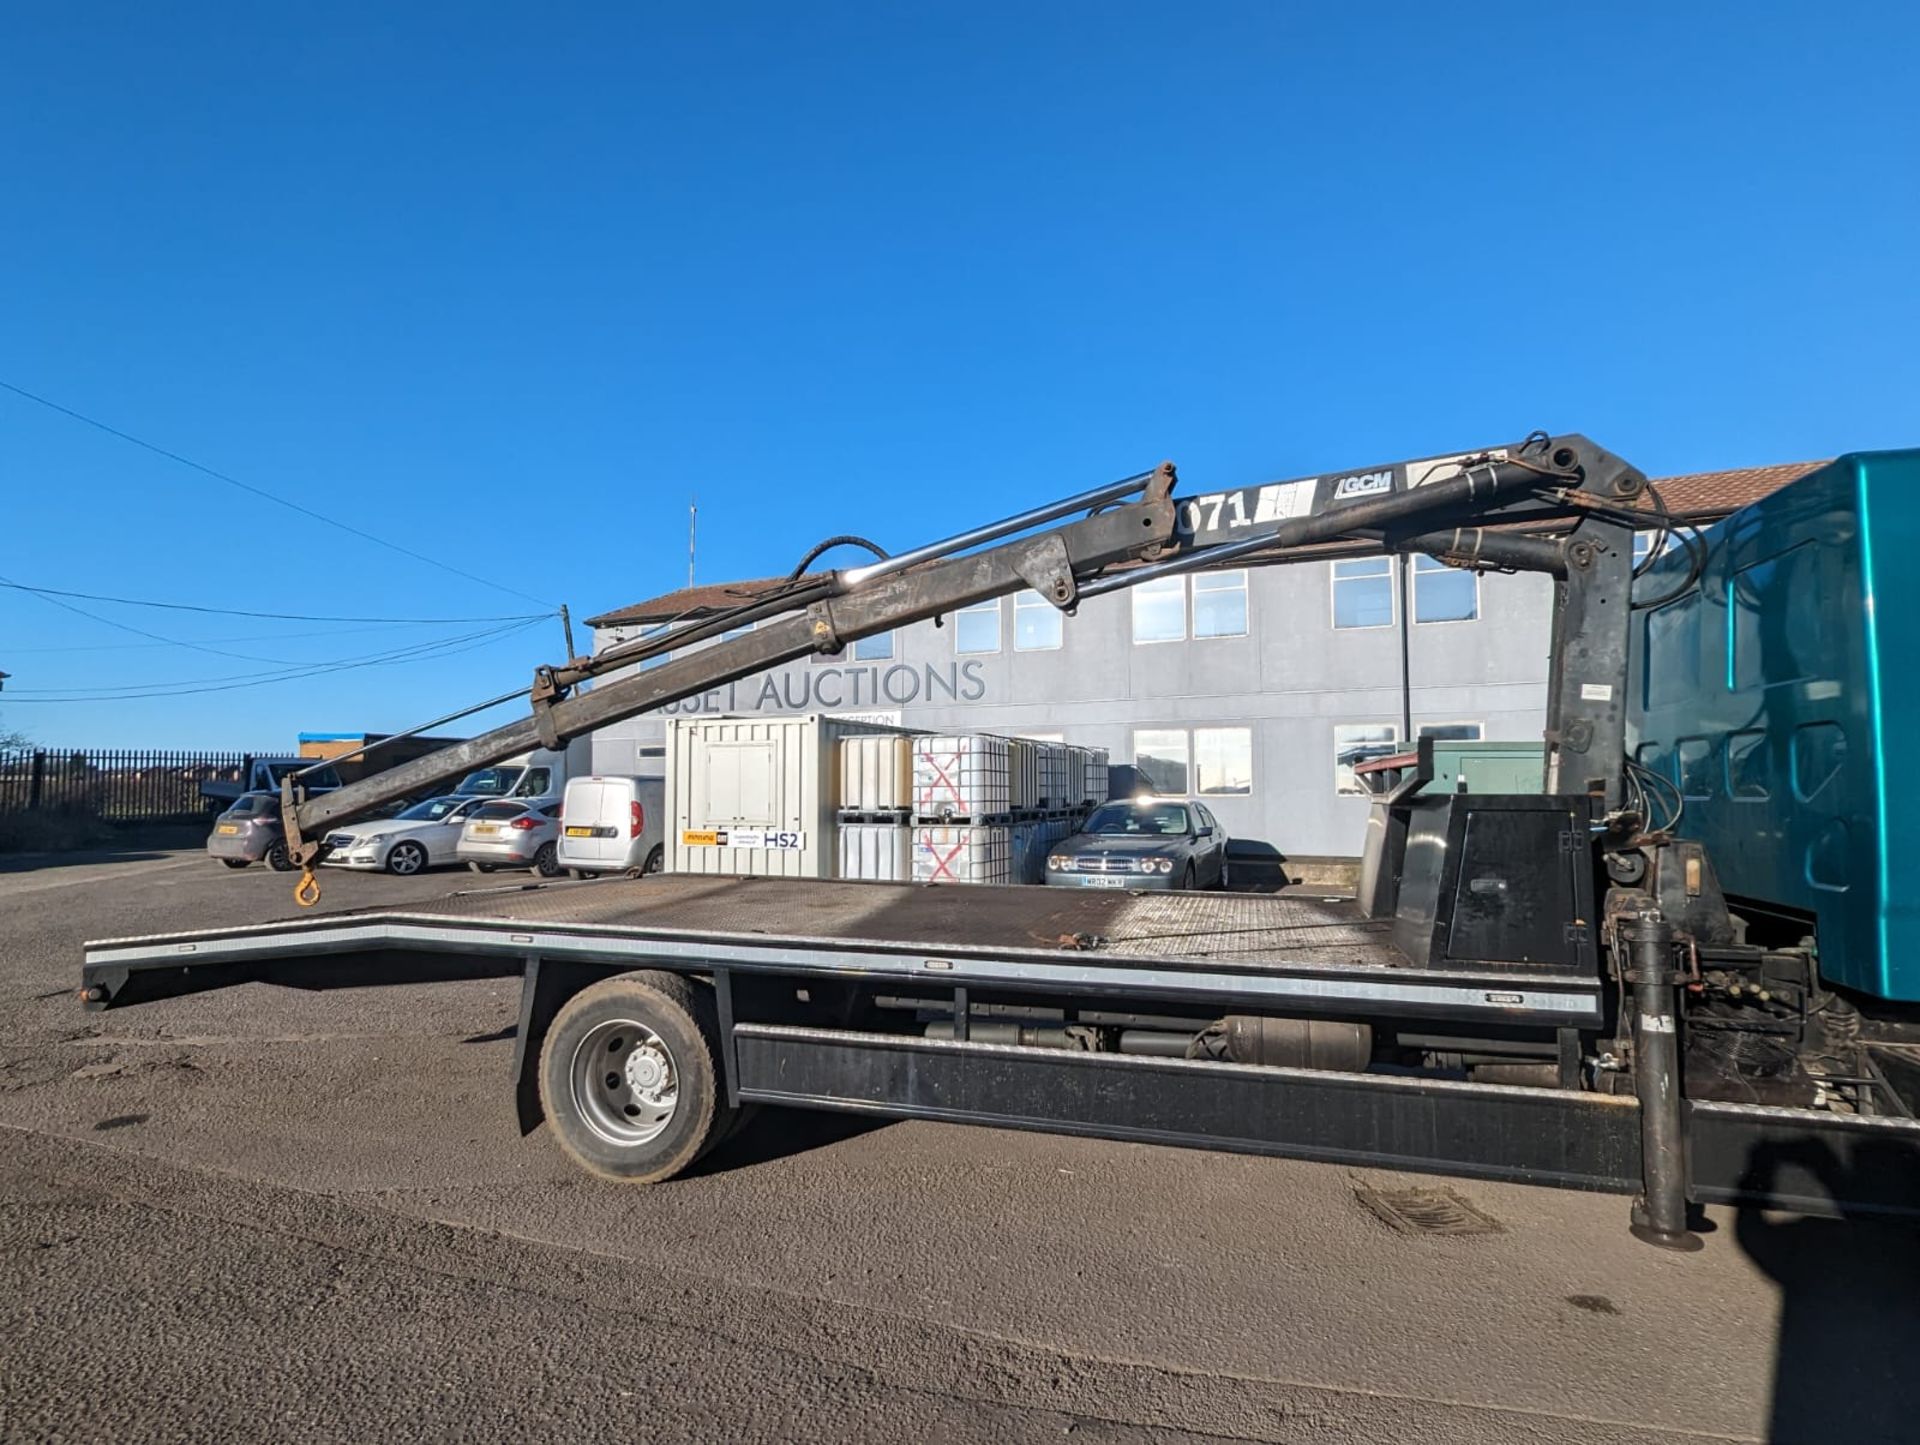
[688,495,698,588]
[559,605,576,661]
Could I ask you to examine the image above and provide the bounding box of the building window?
[851,631,894,661]
[1132,728,1189,794]
[1131,575,1186,644]
[1193,727,1253,794]
[639,623,672,670]
[1014,589,1062,651]
[954,599,999,654]
[1130,573,1248,643]
[1418,722,1483,741]
[1192,570,1248,638]
[1131,727,1253,796]
[1413,555,1478,623]
[721,620,755,641]
[1331,559,1394,629]
[1333,723,1400,795]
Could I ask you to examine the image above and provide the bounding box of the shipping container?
[667,715,909,879]
[839,735,915,814]
[913,734,1011,821]
[838,822,912,882]
[913,823,1013,884]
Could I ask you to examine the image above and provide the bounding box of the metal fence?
[0,749,256,822]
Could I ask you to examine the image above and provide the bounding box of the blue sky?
[2,3,1914,748]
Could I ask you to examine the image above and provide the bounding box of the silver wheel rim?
[390,845,422,875]
[571,1018,678,1147]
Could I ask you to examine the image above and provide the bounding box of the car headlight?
[1140,857,1173,874]
[1047,855,1070,871]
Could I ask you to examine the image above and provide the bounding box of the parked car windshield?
[472,801,529,821]
[456,767,523,796]
[1081,802,1193,836]
[397,796,466,822]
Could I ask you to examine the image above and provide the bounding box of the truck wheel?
[220,858,250,870]
[265,840,295,873]
[532,841,561,877]
[387,841,428,876]
[538,972,726,1183]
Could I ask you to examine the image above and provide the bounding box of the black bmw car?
[1044,798,1230,891]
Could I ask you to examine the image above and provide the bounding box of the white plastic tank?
[913,823,1013,884]
[840,735,914,814]
[913,734,1012,821]
[838,822,912,881]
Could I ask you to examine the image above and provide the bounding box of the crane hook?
[294,868,322,908]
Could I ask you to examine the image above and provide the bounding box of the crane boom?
[282,432,1648,900]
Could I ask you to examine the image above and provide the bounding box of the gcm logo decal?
[1331,470,1392,500]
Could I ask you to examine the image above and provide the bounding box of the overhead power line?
[4,617,547,703]
[0,570,299,663]
[0,377,558,609]
[0,577,550,625]
[2,623,475,654]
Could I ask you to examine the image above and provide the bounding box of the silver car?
[206,791,296,871]
[1044,799,1230,891]
[457,798,564,876]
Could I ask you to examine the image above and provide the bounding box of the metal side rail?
[79,908,1604,1027]
[731,1024,1920,1222]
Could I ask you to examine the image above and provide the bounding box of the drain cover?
[1354,1184,1503,1236]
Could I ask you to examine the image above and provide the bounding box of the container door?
[697,742,778,825]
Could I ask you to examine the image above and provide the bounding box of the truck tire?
[538,971,727,1183]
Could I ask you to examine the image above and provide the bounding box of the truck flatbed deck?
[82,875,1603,1027]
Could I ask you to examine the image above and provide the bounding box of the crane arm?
[282,432,1649,897]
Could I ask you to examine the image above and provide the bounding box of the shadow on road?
[0,847,177,875]
[1735,1139,1920,1444]
[694,1107,893,1176]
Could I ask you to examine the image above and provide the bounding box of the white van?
[557,775,667,878]
[452,738,594,803]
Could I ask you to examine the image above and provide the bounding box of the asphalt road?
[3,848,1917,1443]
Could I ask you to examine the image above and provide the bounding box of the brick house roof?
[586,460,1826,628]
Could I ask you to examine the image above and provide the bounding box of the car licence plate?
[216,824,239,835]
[473,825,499,836]
[564,826,592,837]
[1080,875,1125,888]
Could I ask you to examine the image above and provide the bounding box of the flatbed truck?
[78,436,1920,1243]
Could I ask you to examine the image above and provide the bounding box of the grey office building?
[587,461,1811,862]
